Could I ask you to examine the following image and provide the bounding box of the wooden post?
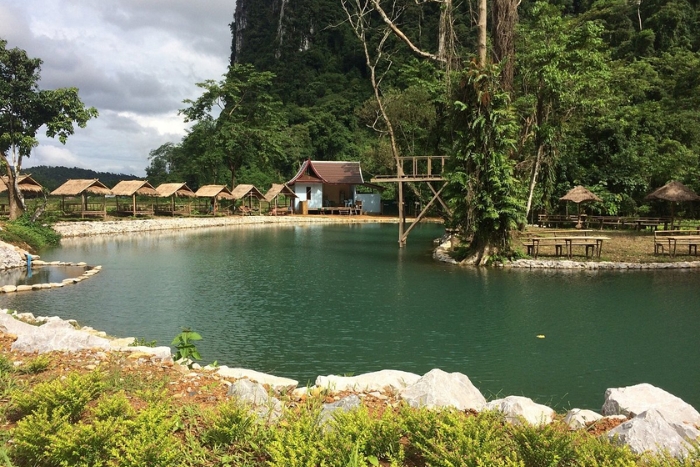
[132,194,136,216]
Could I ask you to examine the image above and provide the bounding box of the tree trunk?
[525,145,544,219]
[3,158,26,221]
[492,0,518,90]
[478,0,488,67]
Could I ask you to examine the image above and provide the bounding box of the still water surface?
[1,223,698,410]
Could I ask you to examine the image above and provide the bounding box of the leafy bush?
[0,214,61,251]
[17,355,51,375]
[11,371,104,422]
[201,400,258,448]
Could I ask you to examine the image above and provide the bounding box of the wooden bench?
[654,229,700,256]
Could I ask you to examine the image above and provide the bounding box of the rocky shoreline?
[0,309,698,458]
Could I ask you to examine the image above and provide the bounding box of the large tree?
[0,40,97,220]
[180,64,285,189]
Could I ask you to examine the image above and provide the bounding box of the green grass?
[0,214,61,251]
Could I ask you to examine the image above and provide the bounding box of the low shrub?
[10,371,104,422]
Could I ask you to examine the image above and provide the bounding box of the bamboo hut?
[231,184,265,215]
[0,175,44,214]
[154,183,195,216]
[194,185,234,215]
[111,180,158,216]
[264,183,297,215]
[50,179,112,219]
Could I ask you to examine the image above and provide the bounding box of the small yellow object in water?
[536,335,545,339]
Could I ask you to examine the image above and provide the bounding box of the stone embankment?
[1,309,698,458]
[53,215,398,238]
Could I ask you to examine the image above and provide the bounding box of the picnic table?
[653,229,700,257]
[523,231,610,259]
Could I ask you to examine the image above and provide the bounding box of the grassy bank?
[0,344,697,467]
[0,215,60,252]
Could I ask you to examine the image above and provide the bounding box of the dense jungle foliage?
[145,0,700,223]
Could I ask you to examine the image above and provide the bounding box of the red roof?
[288,160,365,185]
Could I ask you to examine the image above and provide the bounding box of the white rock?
[400,368,486,411]
[607,409,693,457]
[315,369,420,393]
[217,367,298,392]
[602,383,700,441]
[1,285,17,293]
[10,318,112,353]
[485,396,555,426]
[16,285,32,292]
[563,408,603,430]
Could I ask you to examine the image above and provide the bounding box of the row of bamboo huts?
[0,176,298,218]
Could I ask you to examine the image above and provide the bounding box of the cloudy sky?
[1,0,234,176]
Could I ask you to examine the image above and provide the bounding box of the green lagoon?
[1,222,698,410]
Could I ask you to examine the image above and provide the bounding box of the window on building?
[306,187,312,200]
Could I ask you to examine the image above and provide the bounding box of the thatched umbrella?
[560,186,602,228]
[644,180,700,225]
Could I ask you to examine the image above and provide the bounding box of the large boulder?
[0,241,25,269]
[315,369,420,393]
[2,313,113,353]
[607,409,693,458]
[400,368,486,411]
[217,367,298,392]
[485,396,555,426]
[601,383,700,441]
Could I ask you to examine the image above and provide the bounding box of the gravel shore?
[53,215,400,237]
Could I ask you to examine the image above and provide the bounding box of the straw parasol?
[560,186,602,228]
[644,180,700,225]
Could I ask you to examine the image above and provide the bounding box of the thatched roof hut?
[264,183,297,202]
[111,180,158,197]
[155,182,196,198]
[0,175,44,195]
[231,184,265,200]
[111,180,158,216]
[195,185,234,215]
[195,185,234,200]
[50,179,112,196]
[50,179,112,218]
[154,183,195,216]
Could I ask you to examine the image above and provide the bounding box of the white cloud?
[27,146,84,169]
[2,0,233,177]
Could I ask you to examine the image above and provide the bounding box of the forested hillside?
[145,0,700,221]
[26,166,137,192]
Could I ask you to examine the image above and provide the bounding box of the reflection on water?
[1,223,699,410]
[0,265,87,286]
